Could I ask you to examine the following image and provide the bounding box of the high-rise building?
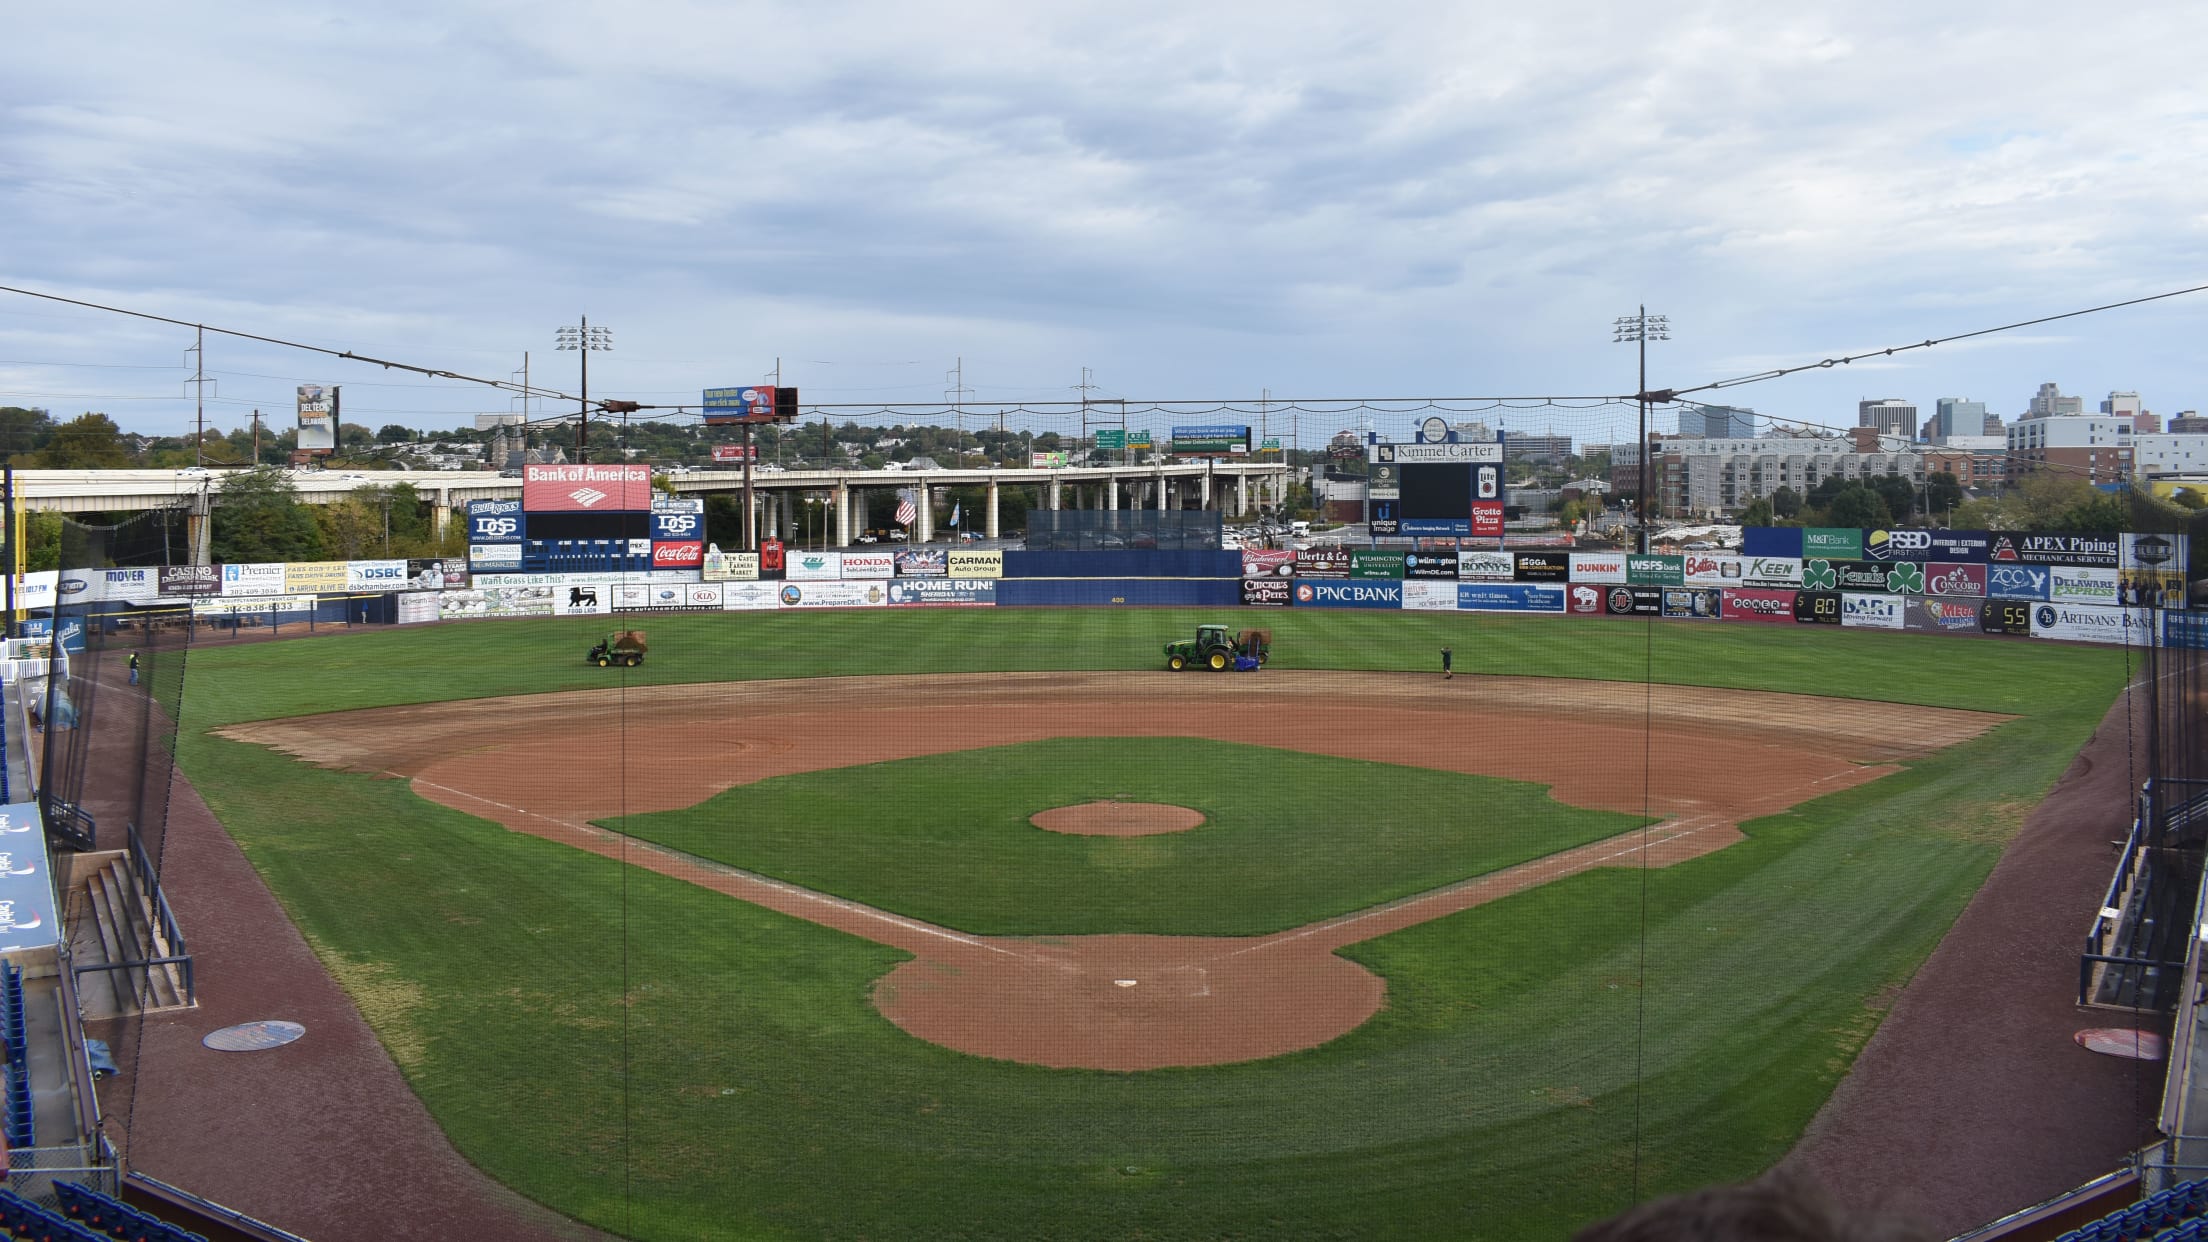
[2102,391,2159,433]
[1676,404,1756,439]
[2008,413,2133,484]
[1929,398,1988,443]
[2028,382,2083,417]
[2170,412,2208,435]
[1858,398,1918,442]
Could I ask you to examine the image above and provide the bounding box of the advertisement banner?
[1903,597,1985,635]
[1720,587,1797,624]
[1401,579,1459,611]
[1792,590,1842,625]
[2008,532,2120,567]
[1169,424,1250,454]
[2168,613,2208,650]
[221,563,289,596]
[468,543,525,571]
[99,567,159,604]
[2049,566,2119,605]
[1241,578,1294,607]
[1296,547,1351,578]
[1739,556,1803,588]
[1030,451,1070,468]
[1981,599,2033,636]
[1803,528,1864,560]
[1568,553,1627,584]
[1925,562,1987,598]
[888,579,998,606]
[649,510,705,542]
[894,549,947,577]
[554,582,612,615]
[1924,530,1994,563]
[1861,528,1937,562]
[1457,582,1565,613]
[702,552,761,582]
[439,587,556,619]
[53,571,97,604]
[1564,583,1608,615]
[522,463,653,512]
[1242,550,1297,579]
[1817,560,1891,593]
[776,581,891,608]
[1402,552,1459,580]
[467,497,524,543]
[1841,592,1904,630]
[1350,551,1406,579]
[0,804,59,953]
[651,541,704,570]
[1606,585,1664,616]
[1292,580,1402,609]
[1458,551,1517,581]
[760,539,785,577]
[785,551,843,581]
[396,592,441,624]
[686,585,723,608]
[1742,526,1804,558]
[345,559,411,592]
[1681,553,1742,588]
[471,570,694,588]
[1511,552,1570,583]
[723,581,781,610]
[2119,568,2187,609]
[1663,587,1723,619]
[1627,554,1683,586]
[156,566,219,598]
[2124,532,2189,574]
[652,496,704,514]
[613,582,691,610]
[1986,563,2052,600]
[2031,602,2159,645]
[947,550,1004,579]
[710,444,756,463]
[12,572,55,609]
[194,594,316,617]
[285,562,351,594]
[1470,501,1505,538]
[840,551,895,580]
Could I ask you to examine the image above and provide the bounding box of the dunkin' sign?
[522,464,652,512]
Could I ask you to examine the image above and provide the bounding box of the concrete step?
[108,858,184,1010]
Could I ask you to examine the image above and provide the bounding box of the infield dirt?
[221,671,2004,1069]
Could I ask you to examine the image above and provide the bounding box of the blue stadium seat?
[52,1183,205,1242]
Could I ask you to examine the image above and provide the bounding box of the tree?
[1825,484,1892,528]
[1738,497,1775,528]
[377,424,415,444]
[1868,473,1917,522]
[35,413,132,468]
[1925,472,1965,520]
[2006,472,2102,530]
[210,468,325,563]
[2058,492,2130,533]
[1770,486,1801,520]
[0,407,54,463]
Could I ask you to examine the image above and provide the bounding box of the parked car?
[176,466,212,478]
[855,534,879,544]
[887,531,908,542]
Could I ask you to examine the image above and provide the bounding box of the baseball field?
[171,609,2131,1240]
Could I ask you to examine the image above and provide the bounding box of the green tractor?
[1164,624,1270,672]
[587,629,648,668]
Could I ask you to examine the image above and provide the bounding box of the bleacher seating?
[2055,1177,2208,1240]
[1,962,30,1152]
[0,1186,102,1239]
[51,1182,207,1242]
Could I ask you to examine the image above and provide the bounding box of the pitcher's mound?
[1031,801,1205,836]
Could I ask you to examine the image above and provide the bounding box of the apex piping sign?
[523,464,652,512]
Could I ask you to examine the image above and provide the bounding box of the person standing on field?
[1441,646,1453,679]
[127,653,139,686]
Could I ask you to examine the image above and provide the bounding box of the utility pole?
[946,357,974,468]
[555,317,611,463]
[251,410,261,465]
[1613,306,1669,553]
[185,327,213,469]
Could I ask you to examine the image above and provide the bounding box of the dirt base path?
[223,672,2004,1070]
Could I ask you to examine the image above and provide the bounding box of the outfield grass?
[174,610,2136,1240]
[608,737,1646,936]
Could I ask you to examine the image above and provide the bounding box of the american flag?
[895,495,917,526]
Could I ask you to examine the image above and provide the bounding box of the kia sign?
[522,464,652,512]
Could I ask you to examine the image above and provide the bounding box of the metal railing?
[67,822,192,1011]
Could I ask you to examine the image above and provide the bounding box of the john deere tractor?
[588,630,648,668]
[1164,624,1270,672]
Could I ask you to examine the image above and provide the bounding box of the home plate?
[1114,979,1138,988]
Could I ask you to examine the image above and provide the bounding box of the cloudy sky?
[4,1,2206,449]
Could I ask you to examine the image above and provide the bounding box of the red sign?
[1720,587,1798,624]
[522,464,652,512]
[1564,583,1606,615]
[760,539,785,575]
[711,444,757,462]
[651,541,704,569]
[1471,501,1504,538]
[1926,562,1987,598]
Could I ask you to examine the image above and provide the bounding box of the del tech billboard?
[523,464,653,512]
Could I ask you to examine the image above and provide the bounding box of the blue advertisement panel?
[0,804,58,953]
[886,579,996,606]
[1291,580,1403,609]
[466,497,524,543]
[1003,551,1242,579]
[1399,517,1470,537]
[648,509,705,542]
[2167,613,2208,650]
[1741,526,1804,558]
[995,578,1241,607]
[1456,582,1565,613]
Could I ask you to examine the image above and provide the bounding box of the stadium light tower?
[555,317,612,463]
[1613,307,1669,553]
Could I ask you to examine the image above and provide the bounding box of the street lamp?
[1613,307,1669,553]
[554,317,612,463]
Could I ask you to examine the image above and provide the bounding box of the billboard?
[439,586,556,619]
[894,549,947,577]
[1242,550,1297,578]
[2007,533,2120,567]
[947,550,1004,579]
[888,579,997,606]
[1296,548,1351,578]
[1402,553,1459,580]
[158,565,220,597]
[1802,528,1863,560]
[1401,580,1459,611]
[1511,552,1569,584]
[1681,553,1742,588]
[1925,563,1987,598]
[1350,551,1405,580]
[221,563,289,596]
[1739,556,1803,589]
[554,582,612,615]
[1458,551,1516,581]
[723,581,781,610]
[1860,528,1937,562]
[346,559,410,591]
[703,552,760,582]
[651,541,704,570]
[296,384,335,453]
[1564,583,1607,615]
[1568,553,1627,584]
[649,509,705,542]
[841,551,895,580]
[283,562,349,593]
[1030,451,1070,468]
[2030,602,2159,645]
[1904,597,1985,635]
[1292,580,1402,609]
[1986,564,2052,601]
[2049,566,2119,605]
[1606,586,1663,616]
[1627,554,1683,586]
[702,385,780,423]
[469,544,524,571]
[1981,599,2033,636]
[1662,587,1723,619]
[467,497,524,543]
[777,581,891,608]
[1169,424,1250,455]
[1457,582,1565,613]
[785,552,843,581]
[1840,592,1904,630]
[522,464,653,512]
[711,444,757,463]
[1241,578,1294,607]
[1742,527,1804,558]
